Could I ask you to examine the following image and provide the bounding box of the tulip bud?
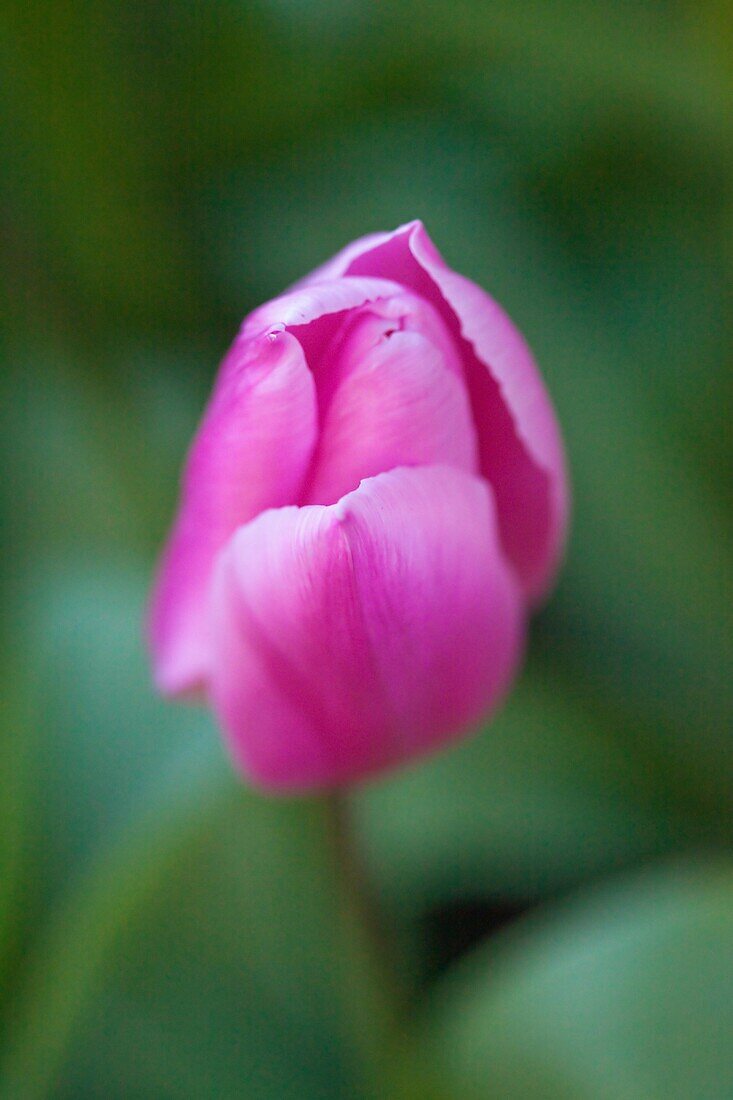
[149,221,568,790]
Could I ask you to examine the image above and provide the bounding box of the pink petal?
[303,222,569,602]
[303,306,479,505]
[291,283,468,421]
[209,465,524,791]
[149,329,318,696]
[150,275,430,698]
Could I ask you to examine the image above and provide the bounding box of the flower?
[149,221,568,790]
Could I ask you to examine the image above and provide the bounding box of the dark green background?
[2,2,732,1097]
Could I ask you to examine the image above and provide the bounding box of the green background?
[1,2,732,1096]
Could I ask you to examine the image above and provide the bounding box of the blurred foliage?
[425,860,733,1099]
[1,0,732,1096]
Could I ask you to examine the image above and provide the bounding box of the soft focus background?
[2,2,732,1097]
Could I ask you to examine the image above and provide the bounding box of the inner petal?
[302,301,479,505]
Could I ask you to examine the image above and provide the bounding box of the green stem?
[323,791,409,1096]
[323,792,450,1099]
[327,792,403,995]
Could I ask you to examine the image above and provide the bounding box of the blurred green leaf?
[22,563,214,901]
[49,791,382,1100]
[2,562,396,1099]
[423,860,733,1099]
[355,657,713,921]
[1,733,229,1099]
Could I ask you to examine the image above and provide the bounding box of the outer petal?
[209,465,524,791]
[301,222,569,602]
[149,329,317,696]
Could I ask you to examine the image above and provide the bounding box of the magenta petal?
[304,222,569,601]
[303,321,479,505]
[149,329,318,696]
[209,465,524,791]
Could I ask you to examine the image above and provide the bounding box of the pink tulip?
[149,221,568,790]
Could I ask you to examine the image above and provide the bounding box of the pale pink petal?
[241,275,405,351]
[303,310,479,504]
[302,221,569,601]
[209,465,524,791]
[149,329,317,696]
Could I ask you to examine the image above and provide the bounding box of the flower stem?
[326,793,397,981]
[323,791,408,1094]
